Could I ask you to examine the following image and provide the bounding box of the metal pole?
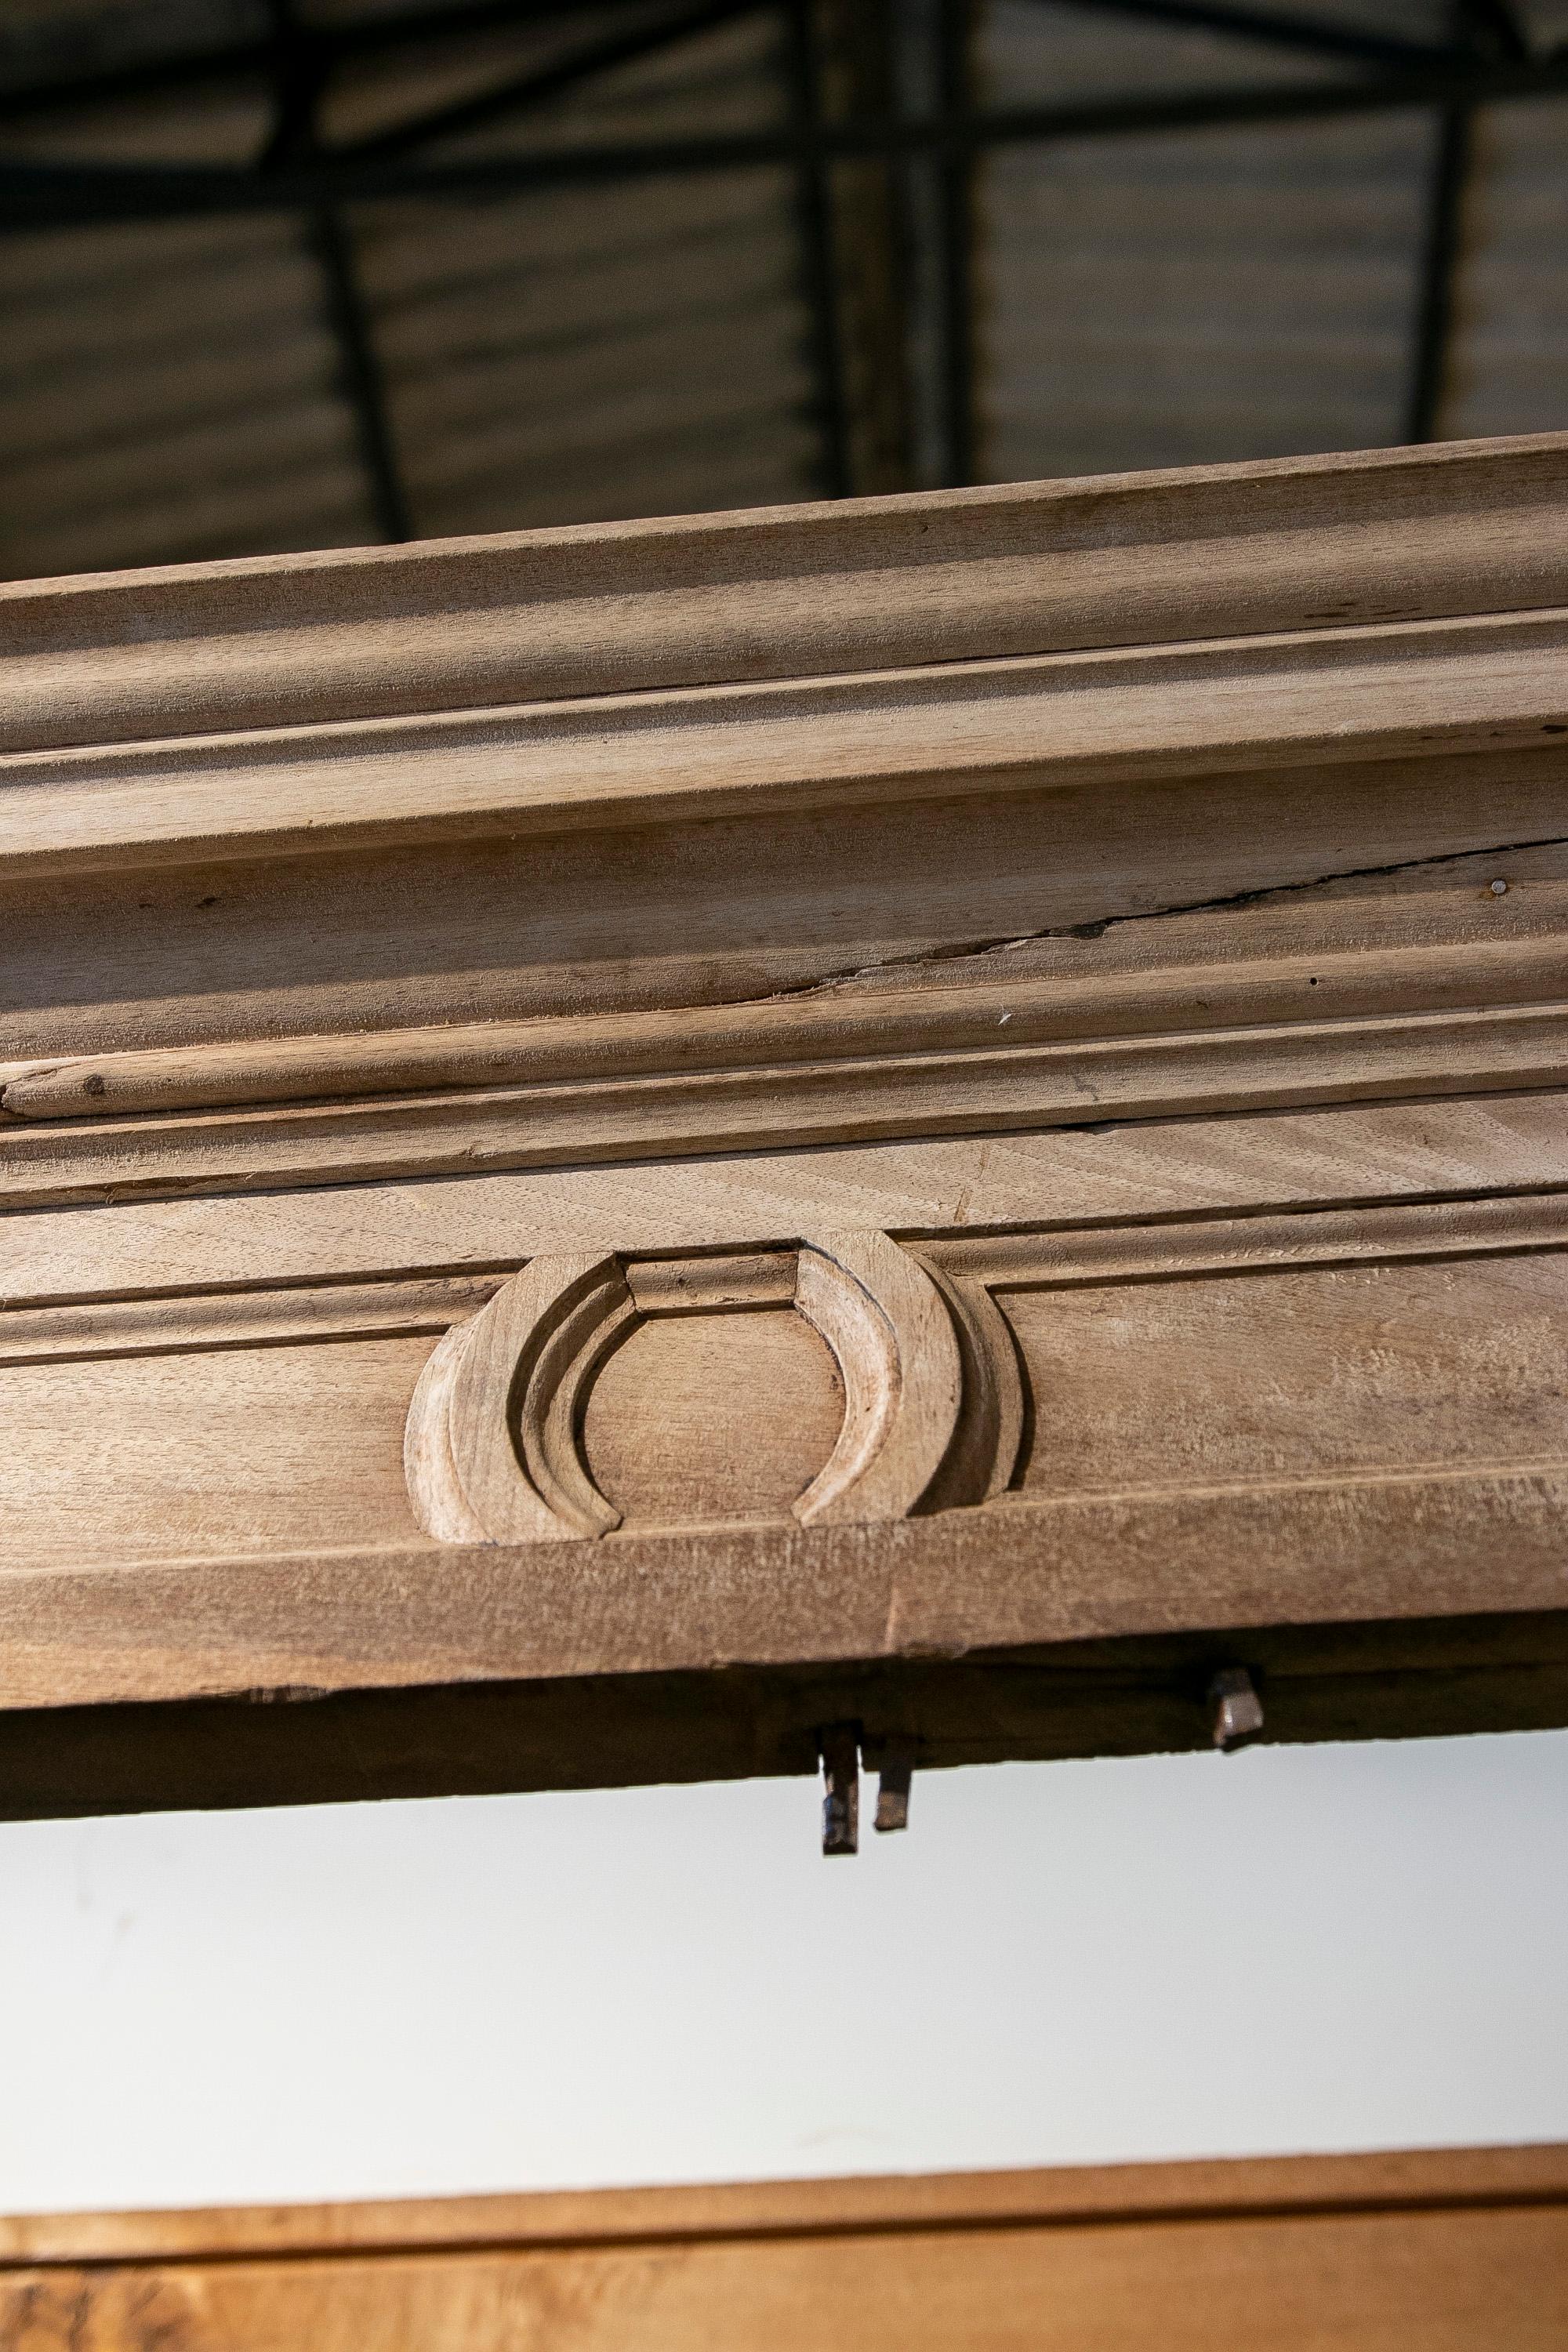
[263,0,413,543]
[783,0,855,496]
[1404,101,1472,443]
[937,0,975,488]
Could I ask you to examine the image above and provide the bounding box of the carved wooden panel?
[405,1233,977,1544]
[4,434,1568,1815]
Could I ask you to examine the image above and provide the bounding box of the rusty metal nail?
[1209,1666,1265,1752]
[818,1724,859,1855]
[875,1739,916,1833]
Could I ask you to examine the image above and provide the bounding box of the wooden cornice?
[6,437,1568,1195]
[5,435,1568,1816]
[3,941,1566,1205]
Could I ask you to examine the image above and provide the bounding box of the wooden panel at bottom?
[4,2147,1565,2351]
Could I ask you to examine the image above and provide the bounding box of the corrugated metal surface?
[0,213,378,574]
[0,1,818,575]
[982,103,1436,477]
[348,11,818,535]
[1445,94,1568,439]
[1,0,1565,580]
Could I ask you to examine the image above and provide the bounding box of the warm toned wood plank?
[4,2208,1566,2352]
[9,2143,1566,2264]
[3,2150,1566,2350]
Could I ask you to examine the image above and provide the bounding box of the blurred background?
[1,0,1566,581]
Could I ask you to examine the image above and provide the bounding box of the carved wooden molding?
[10,1171,1566,1372]
[8,854,1568,1210]
[390,1185,1568,1544]
[5,434,1568,1814]
[8,605,1568,882]
[9,437,1567,760]
[405,1232,1003,1542]
[4,966,1566,1210]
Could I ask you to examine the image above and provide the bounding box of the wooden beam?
[4,436,1568,1816]
[4,2145,1566,2348]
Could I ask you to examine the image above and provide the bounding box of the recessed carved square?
[582,1302,844,1530]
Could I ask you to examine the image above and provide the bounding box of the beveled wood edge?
[17,429,1559,608]
[0,1272,509,1367]
[7,1468,1568,1711]
[6,432,1568,761]
[4,2143,1565,2267]
[5,1092,1563,1311]
[6,1183,1566,1366]
[9,931,1566,1125]
[3,1015,1565,1210]
[8,606,1568,880]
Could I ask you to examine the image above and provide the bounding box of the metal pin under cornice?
[818,1729,917,1853]
[1209,1666,1265,1752]
[873,1737,916,1833]
[818,1724,859,1855]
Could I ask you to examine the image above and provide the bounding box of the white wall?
[1,1727,1566,2215]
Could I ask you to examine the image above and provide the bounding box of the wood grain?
[5,437,1568,1804]
[2,2147,1564,2350]
[1007,1253,1568,1499]
[7,608,1568,880]
[0,1338,430,1562]
[5,773,1563,1074]
[7,430,1567,754]
[6,1467,1568,1719]
[7,1181,1563,1579]
[4,1092,1563,1310]
[6,999,1567,1210]
[583,1306,842,1528]
[13,2141,1566,2262]
[14,916,1568,1121]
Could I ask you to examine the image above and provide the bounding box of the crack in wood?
[753,830,1568,1002]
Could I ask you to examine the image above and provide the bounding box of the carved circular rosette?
[405,1227,1019,1544]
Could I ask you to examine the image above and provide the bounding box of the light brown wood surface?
[7,432,1567,753]
[3,2145,1564,2350]
[9,607,1568,880]
[5,434,1568,1815]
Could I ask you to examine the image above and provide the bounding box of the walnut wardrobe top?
[2,434,1566,1818]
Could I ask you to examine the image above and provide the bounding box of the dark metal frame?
[2,0,1564,535]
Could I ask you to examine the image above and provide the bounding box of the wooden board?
[4,431,1568,1816]
[4,2145,1566,2350]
